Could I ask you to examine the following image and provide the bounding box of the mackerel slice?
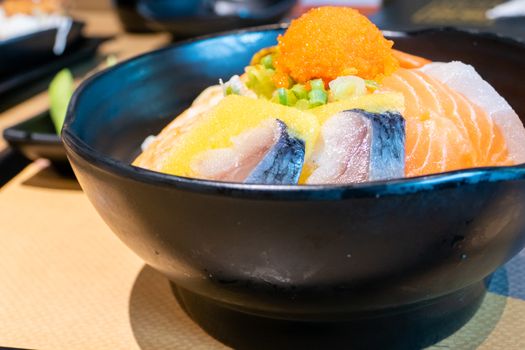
[191,119,305,185]
[307,109,405,184]
[245,119,305,184]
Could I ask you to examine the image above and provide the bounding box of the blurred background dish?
[2,110,72,174]
[0,21,84,79]
[373,0,525,42]
[0,0,71,46]
[1,0,62,15]
[113,0,298,37]
[0,0,96,97]
[0,0,83,77]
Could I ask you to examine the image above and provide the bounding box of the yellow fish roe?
[274,7,399,86]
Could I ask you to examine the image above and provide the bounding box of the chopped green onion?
[245,65,276,99]
[365,79,379,90]
[310,79,325,91]
[224,85,235,95]
[308,89,328,107]
[276,88,297,106]
[221,75,244,96]
[260,54,274,69]
[329,76,366,101]
[295,99,310,110]
[291,84,308,100]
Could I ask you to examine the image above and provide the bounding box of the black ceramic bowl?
[62,26,525,349]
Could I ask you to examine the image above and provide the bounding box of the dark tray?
[0,36,104,96]
[3,110,72,176]
[0,34,105,183]
[0,21,85,79]
[3,110,61,161]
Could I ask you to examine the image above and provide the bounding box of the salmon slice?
[381,68,512,177]
[392,49,431,69]
[421,61,525,164]
[133,85,224,171]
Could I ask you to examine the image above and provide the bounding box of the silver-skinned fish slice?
[191,119,305,184]
[245,120,305,184]
[307,109,405,184]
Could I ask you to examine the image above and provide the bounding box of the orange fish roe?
[273,7,399,86]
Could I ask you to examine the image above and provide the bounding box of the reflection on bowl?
[62,26,525,349]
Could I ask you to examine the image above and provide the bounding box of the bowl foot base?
[171,281,487,350]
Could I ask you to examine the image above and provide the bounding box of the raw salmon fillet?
[421,61,525,164]
[381,67,514,177]
[133,85,224,171]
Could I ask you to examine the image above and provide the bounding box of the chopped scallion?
[260,54,274,69]
[308,89,328,107]
[309,78,325,91]
[277,88,297,106]
[295,99,310,110]
[291,84,308,100]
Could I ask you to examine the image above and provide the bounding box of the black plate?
[2,110,72,175]
[3,110,61,161]
[0,37,104,110]
[0,21,84,79]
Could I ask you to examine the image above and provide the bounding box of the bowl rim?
[62,24,525,200]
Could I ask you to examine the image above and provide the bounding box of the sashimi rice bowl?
[134,6,525,186]
[62,6,525,347]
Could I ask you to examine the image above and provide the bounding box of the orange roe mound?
[273,7,399,87]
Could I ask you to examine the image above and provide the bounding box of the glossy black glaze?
[62,27,525,347]
[0,21,84,79]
